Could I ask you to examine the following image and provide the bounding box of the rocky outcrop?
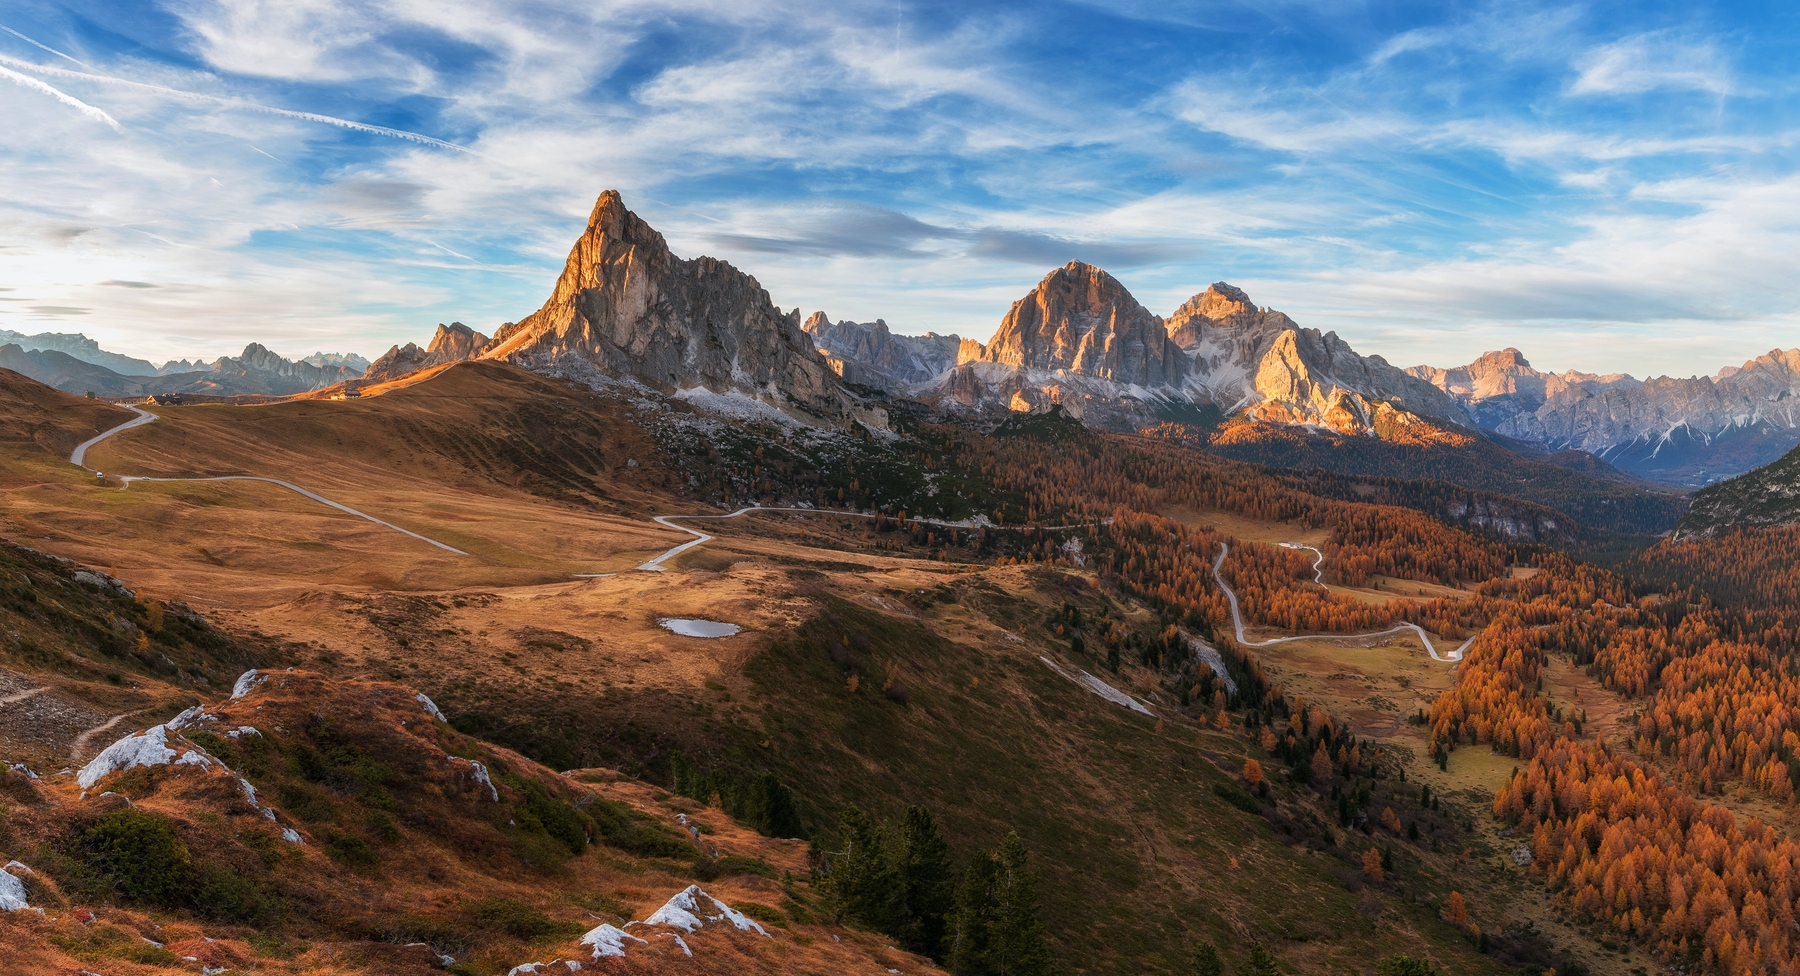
[917,263,1189,426]
[1163,282,1470,434]
[913,273,1470,435]
[363,323,491,384]
[1677,439,1800,537]
[1412,347,1800,484]
[301,351,372,372]
[482,191,845,419]
[802,313,960,391]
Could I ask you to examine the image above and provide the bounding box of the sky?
[0,1,1797,378]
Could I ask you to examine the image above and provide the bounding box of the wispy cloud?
[1570,32,1736,96]
[0,1,1794,378]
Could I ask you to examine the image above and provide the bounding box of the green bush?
[1211,781,1262,815]
[512,779,590,856]
[589,798,696,860]
[733,901,788,927]
[319,828,379,871]
[80,809,190,906]
[472,896,583,940]
[1376,957,1440,976]
[191,862,282,926]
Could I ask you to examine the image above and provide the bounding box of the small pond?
[658,618,741,638]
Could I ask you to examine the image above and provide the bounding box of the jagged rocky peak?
[482,190,844,418]
[980,261,1186,387]
[803,312,961,390]
[1241,327,1472,435]
[362,322,492,384]
[1163,281,1298,351]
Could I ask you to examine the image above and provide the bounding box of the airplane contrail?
[0,24,92,68]
[0,63,121,130]
[0,54,483,156]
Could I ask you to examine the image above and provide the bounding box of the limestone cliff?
[980,262,1187,388]
[483,191,844,418]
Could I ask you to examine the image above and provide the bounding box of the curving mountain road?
[71,406,469,555]
[1277,542,1325,585]
[1211,543,1471,664]
[71,406,1080,572]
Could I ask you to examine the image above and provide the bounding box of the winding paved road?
[72,406,469,555]
[1211,543,1472,664]
[72,406,1079,572]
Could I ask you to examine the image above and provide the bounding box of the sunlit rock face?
[483,190,847,418]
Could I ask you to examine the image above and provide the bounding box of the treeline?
[669,752,805,839]
[825,804,1051,975]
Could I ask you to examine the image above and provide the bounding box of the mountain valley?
[5,190,1800,976]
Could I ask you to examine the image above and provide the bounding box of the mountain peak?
[979,262,1184,387]
[481,190,845,417]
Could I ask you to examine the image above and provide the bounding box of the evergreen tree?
[951,852,1000,975]
[992,832,1052,976]
[1239,942,1279,976]
[1375,956,1439,976]
[832,805,903,933]
[897,805,955,960]
[744,772,804,839]
[1191,940,1224,976]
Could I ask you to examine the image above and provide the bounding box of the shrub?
[589,798,696,860]
[472,896,582,940]
[80,809,190,906]
[191,862,282,926]
[319,828,379,871]
[513,779,590,856]
[734,901,788,927]
[1211,782,1261,815]
[1376,956,1440,976]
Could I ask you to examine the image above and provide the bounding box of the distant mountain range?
[4,190,1794,489]
[1406,348,1800,486]
[0,341,363,398]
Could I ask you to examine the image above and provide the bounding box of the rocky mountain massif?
[1410,347,1800,484]
[479,191,855,421]
[0,329,162,376]
[909,269,1470,436]
[802,312,962,390]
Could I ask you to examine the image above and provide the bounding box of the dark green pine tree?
[991,832,1052,976]
[1239,942,1279,976]
[896,805,955,960]
[743,772,804,839]
[832,805,903,933]
[950,852,1000,976]
[1191,940,1224,976]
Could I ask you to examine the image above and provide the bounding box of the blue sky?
[0,1,1796,378]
